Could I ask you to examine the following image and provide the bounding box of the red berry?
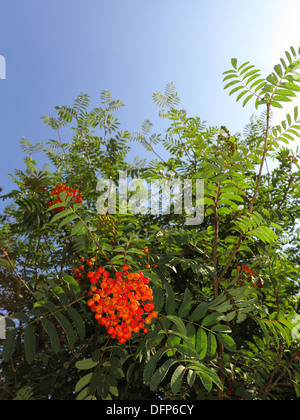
[144,303,152,312]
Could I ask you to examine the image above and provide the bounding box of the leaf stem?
[249,103,271,213]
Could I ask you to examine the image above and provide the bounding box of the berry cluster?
[237,264,264,289]
[85,263,158,344]
[237,263,254,276]
[138,248,158,270]
[48,184,83,213]
[253,278,264,289]
[74,258,94,284]
[23,178,48,192]
[226,379,243,400]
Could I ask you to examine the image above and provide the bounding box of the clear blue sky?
[1,0,300,205]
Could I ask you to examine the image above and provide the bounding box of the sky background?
[1,0,300,211]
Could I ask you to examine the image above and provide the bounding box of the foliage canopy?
[0,47,300,400]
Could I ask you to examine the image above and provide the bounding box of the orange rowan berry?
[104,287,112,295]
[87,298,95,307]
[149,302,155,310]
[144,303,152,312]
[100,281,108,289]
[130,302,139,311]
[97,317,106,325]
[130,320,138,329]
[100,290,106,298]
[107,327,115,335]
[95,305,103,313]
[105,320,111,329]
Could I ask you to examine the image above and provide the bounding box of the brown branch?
[213,184,221,299]
[10,295,88,332]
[189,242,214,265]
[261,349,297,398]
[1,247,36,299]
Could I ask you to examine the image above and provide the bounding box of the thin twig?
[1,247,36,298]
[249,103,271,213]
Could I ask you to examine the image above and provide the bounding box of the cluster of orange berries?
[48,184,83,213]
[23,178,48,192]
[237,263,264,289]
[138,248,158,270]
[226,379,243,400]
[74,258,94,284]
[237,263,254,277]
[85,263,158,344]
